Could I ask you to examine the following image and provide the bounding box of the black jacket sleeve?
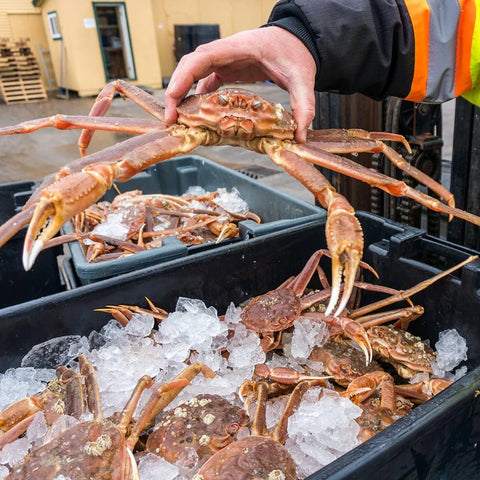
[266,0,415,101]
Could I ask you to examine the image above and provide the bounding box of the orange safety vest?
[404,0,480,106]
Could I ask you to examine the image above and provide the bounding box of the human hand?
[164,26,316,142]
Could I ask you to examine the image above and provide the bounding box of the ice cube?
[286,387,361,477]
[290,317,330,360]
[0,436,31,467]
[431,329,468,378]
[0,367,55,411]
[184,185,206,197]
[26,411,48,445]
[21,335,90,369]
[137,453,179,480]
[124,313,155,337]
[227,323,265,369]
[215,187,249,213]
[92,212,129,240]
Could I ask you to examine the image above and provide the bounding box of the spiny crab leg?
[0,115,162,137]
[78,79,167,155]
[306,129,455,211]
[285,141,480,226]
[20,128,206,270]
[0,132,169,253]
[262,141,363,318]
[349,254,478,319]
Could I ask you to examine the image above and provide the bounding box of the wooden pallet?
[0,76,47,104]
[0,38,47,103]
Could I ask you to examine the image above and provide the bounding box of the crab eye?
[252,100,262,109]
[218,94,228,105]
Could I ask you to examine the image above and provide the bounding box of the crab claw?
[23,166,114,270]
[323,204,364,318]
[328,315,373,364]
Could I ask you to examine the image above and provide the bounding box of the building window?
[47,12,62,40]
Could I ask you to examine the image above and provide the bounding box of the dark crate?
[63,155,325,285]
[0,211,479,478]
[0,181,67,308]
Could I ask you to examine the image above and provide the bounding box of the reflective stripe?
[455,0,475,96]
[462,0,480,105]
[404,0,430,102]
[405,0,478,103]
[425,0,459,102]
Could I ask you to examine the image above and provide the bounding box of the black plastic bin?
[0,211,479,478]
[174,24,220,62]
[0,181,68,309]
[62,155,325,285]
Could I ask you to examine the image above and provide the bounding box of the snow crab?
[240,248,376,356]
[0,357,214,480]
[67,188,262,262]
[1,82,479,316]
[144,393,250,467]
[195,378,322,480]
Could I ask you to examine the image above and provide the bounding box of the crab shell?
[368,325,437,379]
[6,420,133,480]
[177,89,296,141]
[241,288,301,334]
[146,394,249,465]
[309,339,382,387]
[195,435,297,480]
[356,392,414,442]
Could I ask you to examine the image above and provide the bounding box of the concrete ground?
[0,82,455,206]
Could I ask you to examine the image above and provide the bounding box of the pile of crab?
[63,187,261,263]
[0,251,472,480]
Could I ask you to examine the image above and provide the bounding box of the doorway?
[93,3,136,81]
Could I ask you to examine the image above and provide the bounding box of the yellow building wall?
[153,0,278,78]
[0,0,40,38]
[40,0,163,96]
[1,0,278,96]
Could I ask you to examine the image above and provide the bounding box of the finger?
[196,72,224,94]
[289,89,316,143]
[163,95,179,125]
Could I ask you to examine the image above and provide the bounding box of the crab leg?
[287,141,480,226]
[306,129,454,209]
[78,79,167,155]
[19,127,207,269]
[0,115,162,137]
[349,254,478,319]
[0,132,169,252]
[126,362,215,449]
[262,140,363,318]
[357,305,425,330]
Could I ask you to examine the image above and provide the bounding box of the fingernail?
[165,79,176,95]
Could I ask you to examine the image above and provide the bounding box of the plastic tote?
[0,211,479,478]
[62,155,325,285]
[0,181,68,309]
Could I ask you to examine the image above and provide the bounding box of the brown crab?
[241,248,376,358]
[340,370,414,441]
[0,361,88,450]
[1,358,214,480]
[1,82,479,317]
[195,378,324,480]
[144,393,250,467]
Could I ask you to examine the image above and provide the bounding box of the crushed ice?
[0,296,469,478]
[431,328,468,380]
[91,212,130,241]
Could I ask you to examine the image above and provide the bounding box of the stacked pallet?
[0,38,47,104]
